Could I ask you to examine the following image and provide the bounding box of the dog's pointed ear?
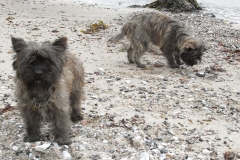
[52,37,68,50]
[11,37,27,54]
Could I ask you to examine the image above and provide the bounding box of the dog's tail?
[108,32,125,44]
[108,23,130,43]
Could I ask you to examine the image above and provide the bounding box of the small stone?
[197,155,204,159]
[28,152,33,159]
[132,125,138,132]
[79,144,85,150]
[105,121,113,126]
[12,146,18,151]
[132,136,144,149]
[81,128,88,135]
[196,72,205,77]
[139,152,149,160]
[35,142,51,152]
[53,147,62,158]
[151,149,160,154]
[63,145,69,149]
[116,77,121,80]
[125,80,131,84]
[163,77,168,81]
[224,151,235,160]
[134,113,140,117]
[186,137,196,144]
[205,13,216,17]
[102,140,108,144]
[62,150,72,160]
[202,149,212,155]
[156,136,163,141]
[106,79,113,83]
[160,148,168,154]
[228,126,239,132]
[98,68,105,72]
[89,154,101,159]
[141,81,147,85]
[172,136,178,141]
[215,136,221,141]
[180,144,186,150]
[167,129,175,135]
[25,142,31,148]
[99,97,108,102]
[159,154,166,160]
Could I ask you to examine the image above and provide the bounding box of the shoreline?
[51,0,240,29]
[0,0,240,159]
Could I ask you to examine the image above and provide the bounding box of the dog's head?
[12,37,68,90]
[180,40,206,66]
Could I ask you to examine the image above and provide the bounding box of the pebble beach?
[0,0,240,159]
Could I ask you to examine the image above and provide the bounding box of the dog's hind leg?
[127,44,134,63]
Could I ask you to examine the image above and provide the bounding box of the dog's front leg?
[174,51,183,65]
[21,107,42,142]
[51,107,71,145]
[162,49,180,68]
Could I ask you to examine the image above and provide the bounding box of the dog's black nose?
[35,69,43,76]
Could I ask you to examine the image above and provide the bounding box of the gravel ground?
[0,0,240,160]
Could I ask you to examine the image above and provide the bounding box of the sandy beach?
[0,0,240,159]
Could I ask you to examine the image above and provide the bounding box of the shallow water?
[56,0,240,24]
[198,0,240,24]
[57,0,153,7]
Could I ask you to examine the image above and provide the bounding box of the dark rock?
[160,148,168,153]
[205,13,216,17]
[147,0,202,12]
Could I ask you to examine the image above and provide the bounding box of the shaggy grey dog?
[12,37,85,145]
[108,12,206,68]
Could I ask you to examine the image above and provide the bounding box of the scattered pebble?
[34,142,51,152]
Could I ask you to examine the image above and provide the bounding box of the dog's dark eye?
[47,59,52,63]
[186,48,193,52]
[23,58,28,64]
[30,55,36,62]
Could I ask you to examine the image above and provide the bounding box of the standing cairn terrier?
[12,37,85,145]
[108,12,206,68]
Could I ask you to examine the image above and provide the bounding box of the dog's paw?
[170,64,180,68]
[137,63,146,68]
[71,114,83,123]
[55,137,71,145]
[24,135,41,142]
[128,60,134,64]
[177,61,183,65]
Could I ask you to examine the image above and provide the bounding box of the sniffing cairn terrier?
[108,12,206,68]
[12,37,85,145]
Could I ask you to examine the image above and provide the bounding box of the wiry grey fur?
[108,13,206,68]
[12,37,85,145]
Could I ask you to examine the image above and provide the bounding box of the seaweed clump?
[81,20,108,34]
[148,0,202,12]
